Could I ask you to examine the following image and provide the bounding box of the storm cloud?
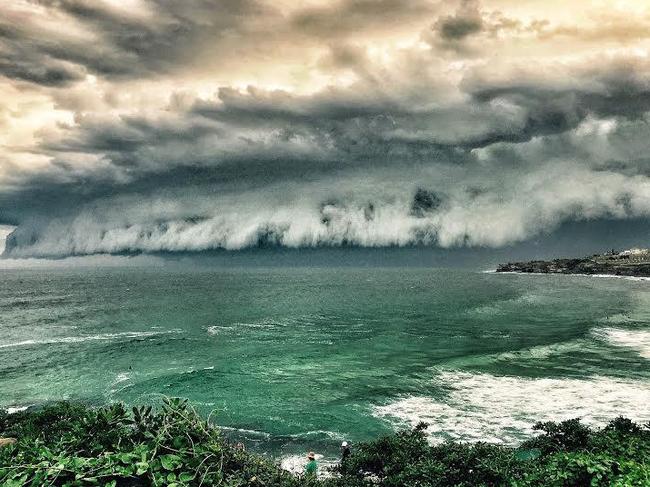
[2,0,650,257]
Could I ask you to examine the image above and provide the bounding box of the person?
[305,451,318,477]
[341,441,351,462]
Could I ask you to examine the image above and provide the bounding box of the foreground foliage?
[0,400,648,486]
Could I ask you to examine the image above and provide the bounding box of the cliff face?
[497,252,650,277]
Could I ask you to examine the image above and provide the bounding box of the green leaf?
[135,461,150,475]
[160,454,182,471]
[172,435,186,449]
[179,472,194,482]
[118,452,133,464]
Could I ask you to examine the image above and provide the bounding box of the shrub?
[0,398,302,486]
[1,401,648,486]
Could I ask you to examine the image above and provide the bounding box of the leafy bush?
[1,401,648,486]
[523,418,592,454]
[0,398,304,486]
[333,417,649,486]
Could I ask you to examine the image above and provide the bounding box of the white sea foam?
[219,425,272,439]
[207,321,280,335]
[470,293,550,316]
[281,454,318,475]
[591,274,650,282]
[236,321,279,329]
[593,327,650,359]
[597,313,634,325]
[492,271,650,282]
[207,325,233,335]
[114,372,130,383]
[0,329,181,349]
[290,430,347,441]
[492,339,592,361]
[373,370,650,445]
[5,405,30,414]
[107,372,133,395]
[280,453,335,478]
[441,337,596,369]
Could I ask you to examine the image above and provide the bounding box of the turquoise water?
[1,267,649,463]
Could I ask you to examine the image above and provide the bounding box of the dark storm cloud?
[427,0,483,54]
[190,55,650,155]
[289,0,437,38]
[2,68,649,257]
[7,51,650,212]
[3,0,650,257]
[0,0,438,88]
[0,45,86,87]
[439,16,482,41]
[436,0,483,41]
[0,0,280,85]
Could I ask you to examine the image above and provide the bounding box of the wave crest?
[373,370,650,445]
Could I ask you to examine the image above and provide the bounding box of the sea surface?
[1,267,649,466]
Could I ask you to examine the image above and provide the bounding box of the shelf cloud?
[2,0,650,257]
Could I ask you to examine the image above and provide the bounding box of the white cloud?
[0,225,15,254]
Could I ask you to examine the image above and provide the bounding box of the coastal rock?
[497,249,650,277]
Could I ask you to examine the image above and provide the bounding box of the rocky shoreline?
[497,249,650,277]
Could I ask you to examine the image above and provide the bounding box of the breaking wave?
[373,370,650,445]
[593,327,650,359]
[207,321,279,335]
[0,329,182,349]
[494,271,650,282]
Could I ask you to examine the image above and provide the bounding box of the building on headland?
[618,248,650,258]
[594,248,650,264]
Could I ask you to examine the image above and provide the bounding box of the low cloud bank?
[5,161,650,258]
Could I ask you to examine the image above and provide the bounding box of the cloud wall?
[2,0,650,257]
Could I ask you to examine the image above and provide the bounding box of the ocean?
[1,266,649,466]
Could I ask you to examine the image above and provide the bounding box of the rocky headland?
[497,248,650,277]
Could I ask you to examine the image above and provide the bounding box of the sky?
[1,0,650,259]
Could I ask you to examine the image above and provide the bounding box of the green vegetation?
[1,399,648,486]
